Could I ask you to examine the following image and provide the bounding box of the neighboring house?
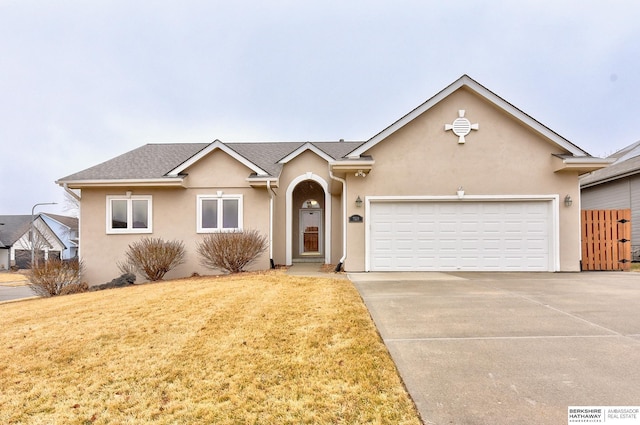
[580,140,640,260]
[57,75,610,285]
[41,213,79,260]
[0,214,66,269]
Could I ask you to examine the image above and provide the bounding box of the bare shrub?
[120,237,186,281]
[29,258,86,297]
[197,229,268,274]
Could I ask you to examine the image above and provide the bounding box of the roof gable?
[0,215,63,248]
[347,74,590,159]
[0,215,32,246]
[42,213,79,232]
[167,140,268,177]
[278,142,334,164]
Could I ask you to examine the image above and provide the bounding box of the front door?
[300,209,322,255]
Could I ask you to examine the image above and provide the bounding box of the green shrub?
[29,258,86,297]
[119,237,186,281]
[197,229,267,274]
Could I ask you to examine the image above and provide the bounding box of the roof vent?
[444,110,479,144]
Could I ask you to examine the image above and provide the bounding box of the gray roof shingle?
[43,214,79,232]
[580,140,640,187]
[58,143,210,181]
[58,140,366,183]
[0,215,34,246]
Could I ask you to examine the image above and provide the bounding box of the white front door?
[300,209,322,255]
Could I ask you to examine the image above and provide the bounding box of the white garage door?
[369,200,553,271]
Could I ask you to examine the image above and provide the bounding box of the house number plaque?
[349,215,363,223]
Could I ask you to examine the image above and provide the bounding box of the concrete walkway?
[285,262,348,279]
[351,271,640,425]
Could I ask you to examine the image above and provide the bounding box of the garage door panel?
[370,200,553,271]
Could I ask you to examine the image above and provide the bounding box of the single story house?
[580,140,640,260]
[57,75,609,285]
[0,214,67,269]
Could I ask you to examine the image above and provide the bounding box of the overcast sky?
[1,0,639,215]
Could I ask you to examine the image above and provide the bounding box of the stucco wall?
[273,150,339,265]
[343,87,582,272]
[79,150,271,285]
[75,86,587,282]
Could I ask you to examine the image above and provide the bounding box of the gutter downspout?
[267,181,276,269]
[63,183,81,201]
[329,167,347,272]
[62,183,81,260]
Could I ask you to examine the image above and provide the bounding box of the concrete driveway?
[350,271,640,425]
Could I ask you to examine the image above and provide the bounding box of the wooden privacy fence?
[581,209,631,271]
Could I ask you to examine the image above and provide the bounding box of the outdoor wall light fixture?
[564,195,573,207]
[355,196,363,208]
[354,170,367,177]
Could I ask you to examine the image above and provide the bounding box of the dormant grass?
[0,272,28,286]
[0,271,421,424]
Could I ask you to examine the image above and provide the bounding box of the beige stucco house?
[57,75,609,285]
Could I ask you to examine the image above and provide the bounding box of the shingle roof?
[43,214,79,232]
[580,140,640,187]
[58,143,210,181]
[0,215,33,246]
[57,140,366,183]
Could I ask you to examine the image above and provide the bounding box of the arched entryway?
[285,173,331,265]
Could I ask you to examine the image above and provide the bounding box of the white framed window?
[106,195,153,234]
[197,194,243,233]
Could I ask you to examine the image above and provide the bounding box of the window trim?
[197,194,243,233]
[106,195,153,234]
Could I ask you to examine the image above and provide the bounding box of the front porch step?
[292,258,324,263]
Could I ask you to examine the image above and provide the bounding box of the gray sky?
[1,0,639,215]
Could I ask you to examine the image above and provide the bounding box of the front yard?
[0,271,29,286]
[0,272,421,424]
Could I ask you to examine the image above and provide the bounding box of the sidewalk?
[0,285,38,304]
[285,262,348,279]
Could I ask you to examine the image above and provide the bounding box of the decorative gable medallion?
[444,110,479,144]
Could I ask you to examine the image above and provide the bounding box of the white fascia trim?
[329,159,375,168]
[562,156,613,163]
[33,217,66,249]
[364,194,560,272]
[167,140,268,177]
[366,194,560,202]
[278,143,334,164]
[246,176,279,183]
[348,75,588,159]
[561,157,614,166]
[57,178,185,188]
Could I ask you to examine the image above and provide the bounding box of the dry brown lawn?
[0,272,28,286]
[0,271,421,424]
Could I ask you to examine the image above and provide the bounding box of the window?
[197,194,243,232]
[106,195,152,234]
[301,199,320,209]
